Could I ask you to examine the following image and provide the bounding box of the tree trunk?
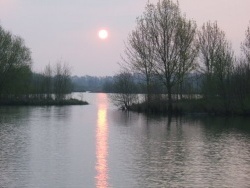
[167,82,173,113]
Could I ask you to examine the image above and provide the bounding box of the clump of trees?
[122,0,198,112]
[196,21,250,115]
[232,24,250,114]
[0,25,32,101]
[109,71,138,110]
[198,21,235,112]
[0,24,81,105]
[112,0,250,115]
[30,62,72,101]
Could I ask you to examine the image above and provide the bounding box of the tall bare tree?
[123,17,154,104]
[241,23,250,63]
[198,22,224,75]
[43,63,53,100]
[54,62,72,100]
[198,21,235,111]
[176,16,198,99]
[233,23,250,111]
[125,0,198,112]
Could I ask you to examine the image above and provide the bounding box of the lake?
[0,93,250,188]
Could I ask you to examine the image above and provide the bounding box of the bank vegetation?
[0,25,87,106]
[109,0,250,116]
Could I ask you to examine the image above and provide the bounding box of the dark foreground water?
[0,93,250,188]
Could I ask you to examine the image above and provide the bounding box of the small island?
[0,98,88,106]
[107,0,250,117]
[0,25,87,106]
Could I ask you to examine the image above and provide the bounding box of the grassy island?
[0,24,90,107]
[0,98,88,106]
[128,98,250,117]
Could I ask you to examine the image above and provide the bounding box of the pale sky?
[0,0,249,76]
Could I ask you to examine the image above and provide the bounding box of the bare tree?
[198,22,235,75]
[43,63,53,100]
[109,71,138,110]
[198,22,225,75]
[232,60,250,110]
[136,0,198,112]
[123,16,155,104]
[54,62,72,100]
[176,16,199,100]
[241,22,250,63]
[198,22,234,100]
[232,23,250,111]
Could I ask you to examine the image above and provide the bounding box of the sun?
[98,29,108,40]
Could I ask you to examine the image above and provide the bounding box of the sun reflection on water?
[96,93,109,188]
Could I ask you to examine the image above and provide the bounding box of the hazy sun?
[98,29,108,39]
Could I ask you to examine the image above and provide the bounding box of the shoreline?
[0,98,88,106]
[128,99,250,117]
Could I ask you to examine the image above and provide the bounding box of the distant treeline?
[71,73,200,94]
[109,0,250,116]
[71,75,114,92]
[71,74,147,93]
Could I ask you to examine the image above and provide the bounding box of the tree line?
[72,75,114,92]
[31,63,72,101]
[110,0,250,115]
[0,24,74,105]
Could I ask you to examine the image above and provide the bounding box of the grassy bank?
[129,98,250,116]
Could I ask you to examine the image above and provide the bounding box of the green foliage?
[0,24,75,105]
[0,24,32,99]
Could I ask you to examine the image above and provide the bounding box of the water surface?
[0,93,250,187]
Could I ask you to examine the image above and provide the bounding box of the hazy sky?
[0,0,249,76]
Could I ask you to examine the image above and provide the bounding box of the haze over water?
[0,93,250,187]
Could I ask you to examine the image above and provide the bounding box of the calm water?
[0,93,250,188]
